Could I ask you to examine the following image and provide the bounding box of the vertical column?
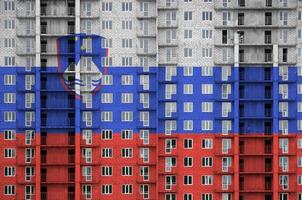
[233,32,239,200]
[272,44,279,200]
[35,0,41,199]
[75,1,81,200]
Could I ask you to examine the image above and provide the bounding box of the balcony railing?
[68,173,75,182]
[41,173,47,182]
[68,136,75,145]
[68,155,75,163]
[68,192,75,200]
[68,26,75,34]
[41,192,47,200]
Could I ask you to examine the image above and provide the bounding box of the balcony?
[40,7,75,17]
[158,20,178,28]
[158,1,178,9]
[16,8,35,18]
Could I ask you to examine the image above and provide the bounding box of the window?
[222,175,232,190]
[101,111,113,122]
[183,84,193,94]
[184,157,193,167]
[102,148,113,158]
[25,111,35,127]
[298,84,302,94]
[298,139,302,148]
[102,38,112,48]
[122,184,132,194]
[4,166,15,177]
[140,130,149,144]
[222,102,232,117]
[122,57,132,66]
[202,11,213,21]
[202,139,213,149]
[298,120,302,131]
[184,48,193,57]
[202,193,213,200]
[202,84,213,94]
[165,139,177,153]
[202,102,213,112]
[202,48,212,58]
[165,84,177,99]
[82,185,92,199]
[201,175,213,185]
[165,157,177,172]
[298,157,302,167]
[165,120,177,134]
[238,13,244,25]
[183,67,193,76]
[140,75,149,90]
[279,175,289,190]
[4,1,15,11]
[202,120,213,131]
[101,184,112,194]
[4,185,15,195]
[121,166,133,176]
[122,2,132,11]
[184,11,192,21]
[183,102,193,113]
[102,2,112,11]
[121,111,133,122]
[184,175,193,185]
[280,11,288,26]
[201,29,213,39]
[122,130,133,139]
[122,20,132,30]
[183,120,193,131]
[4,38,15,48]
[82,112,92,127]
[202,157,213,167]
[4,111,16,122]
[101,166,113,176]
[279,138,288,153]
[140,111,149,127]
[4,93,15,104]
[102,75,113,85]
[121,93,133,103]
[184,139,193,149]
[140,93,149,108]
[4,75,15,85]
[4,130,15,140]
[238,0,245,6]
[121,75,133,85]
[121,148,133,158]
[4,19,15,29]
[140,148,149,163]
[4,148,15,158]
[122,38,132,48]
[184,29,192,39]
[222,139,232,153]
[101,129,112,140]
[101,93,113,104]
[202,66,213,76]
[102,20,113,29]
[184,194,193,200]
[4,56,15,66]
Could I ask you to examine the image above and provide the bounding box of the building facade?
[1,0,302,200]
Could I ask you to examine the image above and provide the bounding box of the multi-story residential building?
[1,0,302,200]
